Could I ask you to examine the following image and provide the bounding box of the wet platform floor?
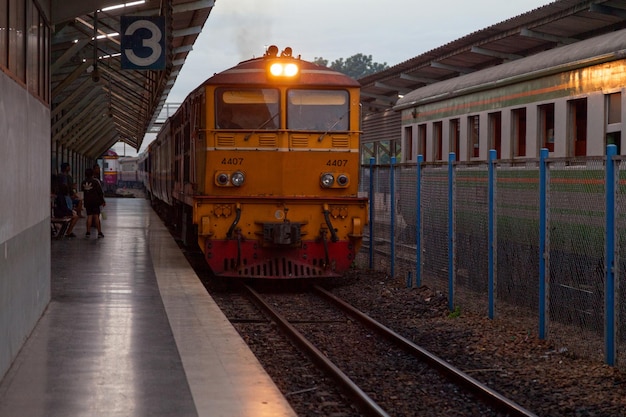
[0,197,296,417]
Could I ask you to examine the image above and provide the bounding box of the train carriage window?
[433,121,443,161]
[287,89,349,131]
[539,104,555,153]
[607,93,621,125]
[449,119,460,158]
[488,112,502,159]
[512,108,527,157]
[404,126,413,162]
[568,98,587,157]
[417,124,426,160]
[606,93,622,154]
[468,115,480,159]
[216,88,279,129]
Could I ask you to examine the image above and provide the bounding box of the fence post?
[416,155,423,287]
[390,156,396,279]
[448,152,456,312]
[369,157,375,270]
[488,149,496,319]
[539,148,549,339]
[605,144,617,366]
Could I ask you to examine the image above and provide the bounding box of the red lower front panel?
[204,239,356,278]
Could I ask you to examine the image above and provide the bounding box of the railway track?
[228,283,539,417]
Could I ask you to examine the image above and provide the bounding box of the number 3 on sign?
[120,16,166,70]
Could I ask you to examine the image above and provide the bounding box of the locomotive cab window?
[216,88,279,129]
[287,89,349,131]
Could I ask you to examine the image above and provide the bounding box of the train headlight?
[270,63,283,76]
[320,173,335,188]
[231,171,245,187]
[216,173,229,186]
[268,62,300,78]
[337,174,349,186]
[284,63,299,76]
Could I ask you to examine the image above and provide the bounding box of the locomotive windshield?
[216,88,279,129]
[287,89,349,131]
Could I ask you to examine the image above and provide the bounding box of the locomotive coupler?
[262,222,302,245]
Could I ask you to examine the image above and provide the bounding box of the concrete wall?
[0,71,52,380]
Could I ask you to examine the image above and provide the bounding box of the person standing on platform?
[93,163,102,184]
[81,168,106,238]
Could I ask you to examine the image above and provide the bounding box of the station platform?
[0,197,296,417]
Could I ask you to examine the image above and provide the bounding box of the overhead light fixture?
[101,1,146,12]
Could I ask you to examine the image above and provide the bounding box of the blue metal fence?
[360,146,624,368]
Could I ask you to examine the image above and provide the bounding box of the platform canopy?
[359,0,626,112]
[50,0,214,159]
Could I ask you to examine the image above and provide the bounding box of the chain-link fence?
[358,149,625,369]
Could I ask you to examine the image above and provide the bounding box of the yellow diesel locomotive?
[144,45,368,279]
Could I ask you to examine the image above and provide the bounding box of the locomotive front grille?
[232,257,332,278]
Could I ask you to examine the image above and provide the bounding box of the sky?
[114,0,553,156]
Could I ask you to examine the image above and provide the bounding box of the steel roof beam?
[374,81,412,96]
[430,61,475,74]
[173,44,193,54]
[52,90,105,142]
[360,91,397,105]
[51,61,93,97]
[470,46,522,61]
[173,0,215,13]
[51,38,91,73]
[519,28,577,45]
[62,102,110,146]
[79,126,117,157]
[399,73,438,84]
[75,16,121,46]
[90,132,120,158]
[172,26,203,38]
[51,77,98,118]
[589,4,626,19]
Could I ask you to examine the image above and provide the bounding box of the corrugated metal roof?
[51,0,214,159]
[359,0,626,112]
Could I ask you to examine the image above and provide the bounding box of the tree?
[313,53,389,79]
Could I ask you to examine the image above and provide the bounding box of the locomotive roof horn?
[265,45,279,57]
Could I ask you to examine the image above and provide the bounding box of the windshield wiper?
[317,110,349,142]
[244,112,279,141]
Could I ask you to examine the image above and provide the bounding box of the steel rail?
[313,285,539,417]
[242,284,391,417]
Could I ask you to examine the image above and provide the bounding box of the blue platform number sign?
[120,16,166,70]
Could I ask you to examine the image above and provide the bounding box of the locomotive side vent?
[290,135,309,148]
[331,135,349,148]
[258,135,277,147]
[216,135,235,147]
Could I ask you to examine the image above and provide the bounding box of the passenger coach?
[395,28,626,162]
